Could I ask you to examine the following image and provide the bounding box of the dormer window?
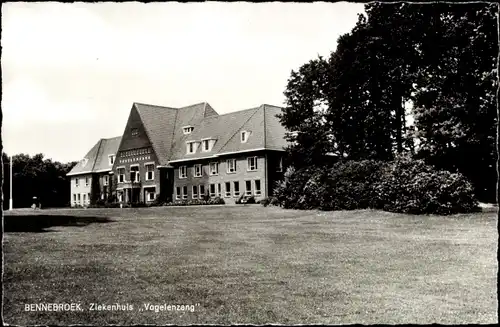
[81,158,89,167]
[241,130,250,143]
[183,126,194,135]
[108,154,115,166]
[201,138,216,152]
[131,128,139,137]
[186,141,198,154]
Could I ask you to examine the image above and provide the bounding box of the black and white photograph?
[1,1,498,325]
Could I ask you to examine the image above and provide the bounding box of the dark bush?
[375,156,480,215]
[245,196,256,204]
[208,196,225,205]
[236,195,256,204]
[260,196,280,207]
[316,160,387,211]
[235,194,245,204]
[164,197,225,206]
[149,195,166,207]
[272,157,480,215]
[273,166,316,209]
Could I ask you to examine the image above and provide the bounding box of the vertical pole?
[9,155,13,210]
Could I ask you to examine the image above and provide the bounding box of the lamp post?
[9,155,13,210]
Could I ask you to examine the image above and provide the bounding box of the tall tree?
[278,57,333,168]
[409,3,498,202]
[2,152,77,209]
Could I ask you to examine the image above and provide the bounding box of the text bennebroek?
[142,303,199,313]
[25,303,84,312]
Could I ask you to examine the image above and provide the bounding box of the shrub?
[164,197,225,206]
[149,195,166,207]
[318,160,387,211]
[260,196,280,207]
[245,196,256,204]
[375,156,480,215]
[273,166,316,209]
[236,195,257,204]
[208,197,225,205]
[272,157,479,215]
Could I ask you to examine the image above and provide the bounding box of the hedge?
[270,156,480,215]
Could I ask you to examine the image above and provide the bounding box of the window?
[145,164,154,180]
[192,185,198,199]
[233,181,240,197]
[277,157,283,172]
[176,187,181,200]
[209,184,216,197]
[118,168,125,183]
[225,182,231,197]
[88,193,91,204]
[108,155,115,166]
[85,177,89,187]
[186,141,196,154]
[182,186,188,200]
[75,178,79,187]
[83,193,87,204]
[73,194,76,204]
[245,180,252,196]
[227,159,236,173]
[147,189,156,202]
[179,166,187,179]
[254,180,262,196]
[81,158,89,167]
[199,185,205,198]
[241,130,249,143]
[217,183,222,197]
[103,175,109,186]
[247,157,258,171]
[183,126,194,134]
[194,164,202,177]
[202,140,210,151]
[209,162,219,175]
[77,194,81,203]
[131,128,139,137]
[130,166,140,182]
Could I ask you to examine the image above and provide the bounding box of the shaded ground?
[4,213,113,232]
[3,206,498,325]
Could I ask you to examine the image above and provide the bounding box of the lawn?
[3,206,498,325]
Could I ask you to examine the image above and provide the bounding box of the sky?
[2,1,365,163]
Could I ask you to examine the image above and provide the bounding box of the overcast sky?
[2,1,365,162]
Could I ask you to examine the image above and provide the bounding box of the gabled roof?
[92,136,122,172]
[67,136,121,176]
[168,104,289,163]
[114,101,288,165]
[133,103,178,166]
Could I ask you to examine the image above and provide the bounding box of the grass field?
[3,206,498,325]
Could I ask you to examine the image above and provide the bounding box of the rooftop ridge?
[207,105,262,118]
[104,136,121,141]
[133,102,178,110]
[216,105,262,152]
[167,107,181,161]
[90,139,104,172]
[178,102,208,109]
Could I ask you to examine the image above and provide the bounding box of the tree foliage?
[279,3,497,202]
[2,152,77,209]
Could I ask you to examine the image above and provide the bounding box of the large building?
[67,136,121,207]
[68,102,289,206]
